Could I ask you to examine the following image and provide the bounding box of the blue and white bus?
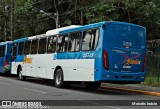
[11,21,146,88]
[0,41,13,74]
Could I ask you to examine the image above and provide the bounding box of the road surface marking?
[0,81,10,85]
[24,88,47,94]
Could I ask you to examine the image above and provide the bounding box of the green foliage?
[0,0,160,40]
[140,76,160,87]
[15,1,34,16]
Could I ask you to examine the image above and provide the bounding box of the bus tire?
[84,82,101,89]
[54,69,71,88]
[54,69,64,88]
[18,68,26,81]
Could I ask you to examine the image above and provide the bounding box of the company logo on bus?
[123,41,132,46]
[126,58,140,65]
[24,57,32,63]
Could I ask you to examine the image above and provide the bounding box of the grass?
[143,55,160,87]
[140,76,160,87]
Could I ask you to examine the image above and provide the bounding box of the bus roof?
[14,34,46,42]
[28,34,46,40]
[46,25,81,36]
[108,21,145,29]
[13,21,145,43]
[59,21,106,35]
[59,21,145,35]
[14,37,28,43]
[0,41,13,46]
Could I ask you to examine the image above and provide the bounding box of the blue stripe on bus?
[14,38,28,43]
[12,55,25,62]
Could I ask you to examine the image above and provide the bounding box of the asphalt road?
[0,74,159,109]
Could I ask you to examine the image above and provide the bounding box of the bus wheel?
[54,69,64,88]
[18,68,26,81]
[84,82,101,89]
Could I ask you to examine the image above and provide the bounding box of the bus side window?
[31,39,38,54]
[57,36,63,52]
[18,42,24,55]
[0,46,2,57]
[57,34,68,52]
[68,32,81,52]
[12,43,17,60]
[91,29,99,50]
[82,29,99,51]
[2,46,5,57]
[47,36,57,53]
[38,38,47,54]
[0,46,3,57]
[24,41,31,55]
[0,46,1,57]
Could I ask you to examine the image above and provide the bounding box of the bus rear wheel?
[18,68,26,81]
[54,69,64,88]
[84,82,101,89]
[54,69,70,88]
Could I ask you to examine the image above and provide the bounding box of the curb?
[101,86,160,97]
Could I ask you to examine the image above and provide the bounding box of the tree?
[1,0,160,41]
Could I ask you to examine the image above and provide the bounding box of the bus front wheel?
[84,82,101,89]
[18,68,26,81]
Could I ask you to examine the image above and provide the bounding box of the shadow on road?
[0,74,133,96]
[0,73,17,77]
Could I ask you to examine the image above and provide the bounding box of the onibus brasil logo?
[0,101,49,108]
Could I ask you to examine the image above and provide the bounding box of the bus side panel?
[7,43,13,69]
[5,43,13,73]
[0,45,6,73]
[61,59,94,81]
[11,55,25,74]
[93,27,104,81]
[19,54,95,81]
[0,57,5,73]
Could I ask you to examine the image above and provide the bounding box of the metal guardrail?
[147,39,160,49]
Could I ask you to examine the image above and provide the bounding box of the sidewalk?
[101,83,160,97]
[102,83,160,92]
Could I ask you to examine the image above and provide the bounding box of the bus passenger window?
[31,39,38,54]
[82,29,99,51]
[2,46,5,57]
[57,34,68,52]
[38,38,47,54]
[12,44,17,58]
[18,42,24,55]
[24,41,31,55]
[0,46,1,57]
[0,46,2,57]
[0,46,5,57]
[68,32,81,52]
[47,36,57,53]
